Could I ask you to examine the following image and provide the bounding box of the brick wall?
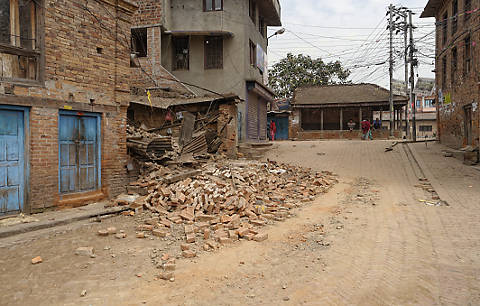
[434,0,480,148]
[131,0,163,26]
[29,107,59,212]
[0,0,136,212]
[218,102,238,157]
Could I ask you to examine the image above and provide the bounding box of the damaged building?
[129,0,281,142]
[0,0,137,215]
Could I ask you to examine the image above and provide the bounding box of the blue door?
[267,115,289,140]
[0,109,25,215]
[59,112,100,194]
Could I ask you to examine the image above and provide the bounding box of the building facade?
[290,84,407,140]
[0,0,137,215]
[130,0,281,142]
[421,0,480,148]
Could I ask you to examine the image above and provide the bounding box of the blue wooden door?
[0,109,25,215]
[275,116,289,140]
[59,113,100,194]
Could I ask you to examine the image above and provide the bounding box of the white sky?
[267,0,437,89]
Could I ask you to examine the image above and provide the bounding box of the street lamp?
[267,28,285,40]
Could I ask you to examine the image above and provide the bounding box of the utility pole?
[409,10,417,142]
[404,13,410,139]
[389,4,394,137]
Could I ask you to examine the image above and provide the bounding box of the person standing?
[347,119,356,131]
[361,119,372,140]
[269,120,276,141]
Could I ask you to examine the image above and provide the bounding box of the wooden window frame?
[249,0,256,24]
[203,0,223,12]
[464,35,471,75]
[452,0,458,35]
[0,0,43,84]
[204,36,223,70]
[464,0,472,23]
[442,12,448,46]
[131,27,147,58]
[441,56,447,89]
[249,40,256,66]
[451,46,457,85]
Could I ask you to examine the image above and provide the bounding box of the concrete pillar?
[339,108,343,131]
[359,107,362,130]
[320,109,324,131]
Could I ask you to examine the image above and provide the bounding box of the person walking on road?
[361,119,373,140]
[269,120,276,141]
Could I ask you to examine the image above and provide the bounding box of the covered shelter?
[289,84,408,140]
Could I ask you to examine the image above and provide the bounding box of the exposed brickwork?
[218,103,238,157]
[131,0,162,26]
[29,107,59,212]
[0,0,136,213]
[433,0,480,148]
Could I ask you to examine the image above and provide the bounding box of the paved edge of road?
[406,143,457,206]
[0,206,129,239]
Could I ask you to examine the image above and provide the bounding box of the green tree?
[268,53,351,98]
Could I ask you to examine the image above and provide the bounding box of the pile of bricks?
[117,159,337,280]
[126,159,336,239]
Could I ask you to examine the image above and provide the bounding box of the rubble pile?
[122,159,336,241]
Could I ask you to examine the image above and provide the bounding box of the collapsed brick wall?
[218,103,238,157]
[434,1,480,148]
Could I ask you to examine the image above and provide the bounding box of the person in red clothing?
[269,120,276,141]
[361,119,373,140]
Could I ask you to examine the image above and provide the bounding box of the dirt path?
[1,140,479,305]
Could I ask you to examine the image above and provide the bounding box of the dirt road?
[1,140,479,305]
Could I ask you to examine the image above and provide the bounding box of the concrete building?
[421,0,480,148]
[413,77,437,138]
[0,0,137,215]
[380,77,438,138]
[290,84,407,140]
[130,0,281,143]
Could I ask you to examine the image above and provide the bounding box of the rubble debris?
[31,256,43,264]
[114,159,337,262]
[75,247,95,258]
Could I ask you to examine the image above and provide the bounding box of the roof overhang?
[130,94,240,110]
[257,0,282,26]
[164,30,234,37]
[247,80,275,102]
[420,0,442,18]
[294,100,408,108]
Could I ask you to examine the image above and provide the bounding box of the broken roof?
[293,83,408,107]
[130,94,240,110]
[414,78,435,95]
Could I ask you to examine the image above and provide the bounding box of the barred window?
[204,36,223,69]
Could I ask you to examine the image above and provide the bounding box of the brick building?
[421,0,480,148]
[0,0,137,215]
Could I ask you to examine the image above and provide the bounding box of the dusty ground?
[1,140,479,305]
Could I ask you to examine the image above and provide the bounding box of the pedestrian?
[347,119,356,131]
[361,119,373,140]
[373,118,381,130]
[269,120,276,141]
